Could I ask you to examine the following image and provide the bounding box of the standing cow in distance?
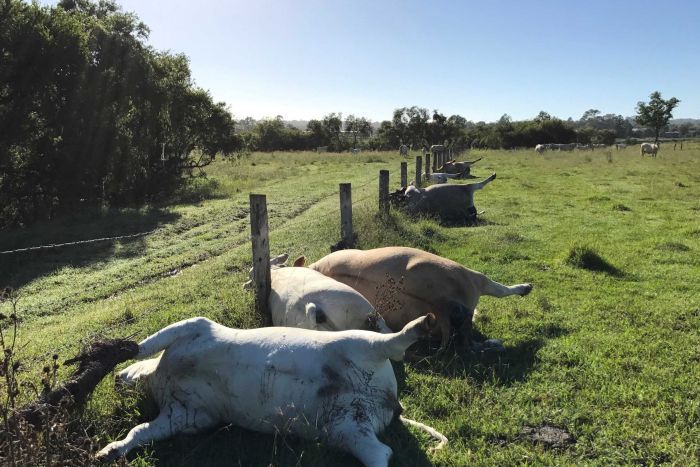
[399,144,409,157]
[640,142,659,157]
[535,144,546,154]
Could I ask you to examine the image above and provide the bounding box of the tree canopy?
[0,0,238,228]
[635,91,681,143]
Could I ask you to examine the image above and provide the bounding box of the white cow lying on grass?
[422,172,462,184]
[244,254,391,333]
[96,315,447,466]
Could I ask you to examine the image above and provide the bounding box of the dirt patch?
[520,424,575,450]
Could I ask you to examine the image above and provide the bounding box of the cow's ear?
[293,256,306,267]
[305,303,326,327]
[271,253,289,266]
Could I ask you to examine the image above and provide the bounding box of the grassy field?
[1,145,699,466]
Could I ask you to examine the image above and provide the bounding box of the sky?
[42,0,700,122]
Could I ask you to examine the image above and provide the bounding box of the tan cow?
[305,246,532,351]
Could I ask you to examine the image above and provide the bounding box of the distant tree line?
[0,0,238,229]
[239,103,690,153]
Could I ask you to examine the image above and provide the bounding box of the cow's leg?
[96,404,214,462]
[377,314,435,361]
[328,421,393,467]
[433,311,452,351]
[466,172,496,193]
[480,277,532,298]
[116,356,160,387]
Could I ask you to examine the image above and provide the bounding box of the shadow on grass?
[399,323,569,387]
[565,245,624,277]
[0,207,179,289]
[140,415,430,467]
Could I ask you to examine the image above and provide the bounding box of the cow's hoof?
[471,339,505,353]
[521,284,533,296]
[95,447,120,464]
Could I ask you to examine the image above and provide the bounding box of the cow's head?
[304,303,392,333]
[242,253,290,289]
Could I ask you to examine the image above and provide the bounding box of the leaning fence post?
[339,183,354,248]
[415,156,422,187]
[379,170,389,216]
[425,154,431,178]
[400,162,407,188]
[249,194,271,326]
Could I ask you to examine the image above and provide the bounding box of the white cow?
[535,144,546,154]
[423,172,461,184]
[244,254,391,333]
[96,315,447,466]
[640,142,659,157]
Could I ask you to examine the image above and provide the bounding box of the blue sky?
[44,0,700,122]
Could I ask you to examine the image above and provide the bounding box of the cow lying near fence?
[436,158,482,178]
[422,172,462,184]
[243,254,391,333]
[307,246,533,351]
[96,315,447,466]
[391,173,496,225]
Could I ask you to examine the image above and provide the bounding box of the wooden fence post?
[249,194,271,326]
[379,170,389,216]
[415,156,422,187]
[425,154,431,178]
[339,183,354,248]
[400,162,407,188]
[431,151,437,171]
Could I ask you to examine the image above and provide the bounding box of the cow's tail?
[135,317,213,359]
[399,416,448,451]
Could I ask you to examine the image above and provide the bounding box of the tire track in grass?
[15,174,375,321]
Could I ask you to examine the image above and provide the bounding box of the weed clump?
[565,245,622,276]
[612,203,631,212]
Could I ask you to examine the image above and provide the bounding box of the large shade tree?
[635,91,680,143]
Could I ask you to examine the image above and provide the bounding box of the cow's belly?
[147,339,399,439]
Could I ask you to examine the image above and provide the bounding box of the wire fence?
[8,172,387,367]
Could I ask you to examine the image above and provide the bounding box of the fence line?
[0,229,159,255]
[9,174,382,367]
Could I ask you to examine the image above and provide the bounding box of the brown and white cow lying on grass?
[97,315,446,466]
[392,173,496,225]
[244,253,391,333]
[307,246,532,351]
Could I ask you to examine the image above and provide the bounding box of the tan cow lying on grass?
[306,246,532,351]
[244,253,391,333]
[97,315,446,466]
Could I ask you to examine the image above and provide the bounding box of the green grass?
[1,145,699,465]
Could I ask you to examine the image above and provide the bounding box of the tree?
[534,111,552,123]
[344,115,373,148]
[635,91,680,143]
